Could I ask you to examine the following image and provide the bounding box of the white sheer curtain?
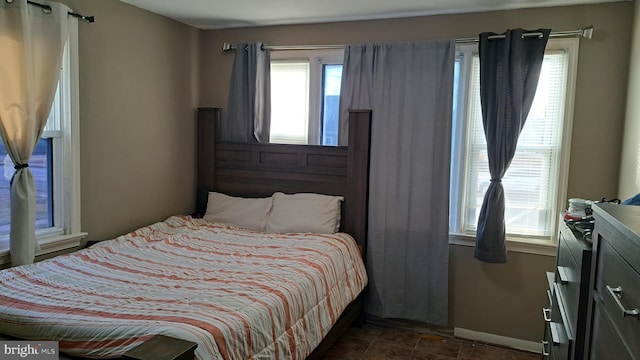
[339,41,455,326]
[0,0,69,265]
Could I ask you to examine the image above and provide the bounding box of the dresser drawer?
[544,320,570,360]
[544,272,563,324]
[595,239,640,356]
[543,321,552,359]
[590,303,634,360]
[546,284,564,324]
[559,225,591,272]
[555,235,580,336]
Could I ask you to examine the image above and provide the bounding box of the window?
[450,39,578,246]
[270,49,344,145]
[0,19,84,262]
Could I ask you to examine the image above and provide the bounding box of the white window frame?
[270,49,344,145]
[0,18,86,265]
[449,38,579,256]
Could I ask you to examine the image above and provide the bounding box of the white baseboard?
[454,327,541,354]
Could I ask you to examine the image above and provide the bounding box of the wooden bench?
[122,335,197,360]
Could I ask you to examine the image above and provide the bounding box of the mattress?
[0,215,367,359]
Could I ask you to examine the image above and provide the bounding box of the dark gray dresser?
[543,218,592,359]
[590,203,640,360]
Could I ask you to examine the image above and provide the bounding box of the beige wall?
[450,245,556,341]
[58,0,200,240]
[199,2,633,342]
[619,2,640,200]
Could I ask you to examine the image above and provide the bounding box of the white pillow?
[203,192,273,231]
[266,192,343,234]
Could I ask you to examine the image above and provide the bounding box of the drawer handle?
[557,266,569,284]
[542,307,552,322]
[542,340,550,356]
[606,285,640,320]
[549,322,561,345]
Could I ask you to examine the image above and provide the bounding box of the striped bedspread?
[0,216,367,359]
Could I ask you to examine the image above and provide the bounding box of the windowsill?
[0,232,88,266]
[449,233,557,256]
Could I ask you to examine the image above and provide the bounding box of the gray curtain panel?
[475,29,550,263]
[225,43,271,142]
[339,41,455,326]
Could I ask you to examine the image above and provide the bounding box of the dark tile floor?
[323,322,540,360]
[47,321,541,360]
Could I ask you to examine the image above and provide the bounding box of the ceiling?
[120,0,622,30]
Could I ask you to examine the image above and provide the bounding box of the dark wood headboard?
[196,107,372,251]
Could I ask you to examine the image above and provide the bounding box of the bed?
[0,108,372,360]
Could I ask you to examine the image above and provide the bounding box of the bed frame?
[196,107,372,359]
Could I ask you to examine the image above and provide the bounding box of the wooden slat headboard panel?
[196,108,371,251]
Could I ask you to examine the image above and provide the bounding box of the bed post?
[345,109,372,260]
[196,107,222,215]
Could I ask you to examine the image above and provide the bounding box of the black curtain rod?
[26,0,94,23]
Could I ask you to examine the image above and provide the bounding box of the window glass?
[0,138,53,237]
[321,64,342,146]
